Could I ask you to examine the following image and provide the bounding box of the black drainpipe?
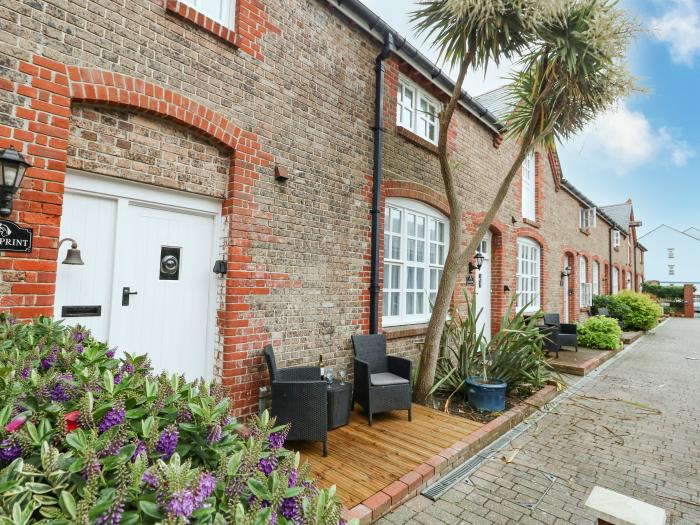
[369,33,394,334]
[608,227,614,295]
[633,240,638,291]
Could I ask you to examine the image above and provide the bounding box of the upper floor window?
[397,79,439,144]
[592,260,600,297]
[668,248,675,258]
[612,229,621,248]
[668,264,675,276]
[516,237,541,313]
[182,0,235,27]
[383,198,448,326]
[579,256,592,308]
[521,152,535,221]
[580,207,596,230]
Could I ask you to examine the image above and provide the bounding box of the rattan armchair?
[351,334,412,426]
[263,345,328,456]
[544,313,578,351]
[537,324,561,358]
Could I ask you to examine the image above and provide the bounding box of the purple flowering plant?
[0,315,351,524]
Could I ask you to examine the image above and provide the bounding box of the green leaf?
[283,486,303,498]
[139,500,163,519]
[59,491,77,519]
[247,479,270,500]
[125,407,148,419]
[24,421,40,445]
[102,369,114,395]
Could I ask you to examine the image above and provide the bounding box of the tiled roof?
[474,86,515,122]
[683,227,700,240]
[599,203,632,233]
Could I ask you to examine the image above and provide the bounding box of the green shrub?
[616,291,663,331]
[641,282,684,300]
[431,293,558,400]
[591,294,631,325]
[0,316,348,525]
[577,316,622,350]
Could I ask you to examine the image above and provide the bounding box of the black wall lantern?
[468,251,485,274]
[560,265,572,286]
[213,259,228,275]
[0,146,31,217]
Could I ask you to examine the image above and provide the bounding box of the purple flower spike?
[258,456,277,476]
[0,438,22,463]
[131,440,147,463]
[155,425,179,460]
[288,468,298,488]
[280,497,299,521]
[122,362,134,374]
[19,368,30,379]
[113,372,122,385]
[142,470,158,489]
[98,405,125,433]
[50,383,71,402]
[106,349,115,358]
[268,431,285,450]
[206,424,222,445]
[95,500,124,525]
[74,331,85,343]
[194,472,217,505]
[167,489,196,518]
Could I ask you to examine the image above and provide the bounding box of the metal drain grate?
[421,331,651,502]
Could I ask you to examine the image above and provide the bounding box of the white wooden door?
[475,232,492,340]
[114,204,216,379]
[55,172,220,379]
[55,191,118,341]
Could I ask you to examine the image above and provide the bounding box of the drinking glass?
[339,370,347,385]
[325,367,334,387]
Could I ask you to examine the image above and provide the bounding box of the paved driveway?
[381,318,700,524]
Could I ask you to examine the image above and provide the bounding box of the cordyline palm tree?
[412,0,637,402]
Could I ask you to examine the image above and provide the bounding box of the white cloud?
[562,104,695,173]
[651,0,700,66]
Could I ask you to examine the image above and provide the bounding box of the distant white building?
[639,225,700,286]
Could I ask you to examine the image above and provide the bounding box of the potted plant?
[431,294,552,412]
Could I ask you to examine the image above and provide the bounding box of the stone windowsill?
[383,323,429,340]
[523,217,541,229]
[396,126,439,155]
[579,227,591,236]
[166,0,238,48]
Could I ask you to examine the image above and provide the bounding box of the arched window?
[382,198,449,326]
[626,271,632,290]
[592,260,600,297]
[579,256,591,307]
[612,267,620,294]
[516,237,541,312]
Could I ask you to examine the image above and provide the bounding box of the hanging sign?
[0,220,33,253]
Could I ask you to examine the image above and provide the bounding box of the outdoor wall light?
[213,259,228,275]
[560,265,572,286]
[58,238,85,265]
[468,251,485,273]
[0,146,31,217]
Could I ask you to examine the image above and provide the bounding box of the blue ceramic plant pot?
[464,376,507,412]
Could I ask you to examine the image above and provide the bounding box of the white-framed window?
[579,256,592,308]
[580,207,596,230]
[516,237,541,312]
[397,78,439,144]
[612,267,620,294]
[181,0,235,27]
[626,272,632,290]
[612,230,621,248]
[668,248,675,258]
[592,260,600,297]
[521,152,535,221]
[382,198,448,326]
[668,265,675,276]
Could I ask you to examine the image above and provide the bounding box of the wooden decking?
[292,403,482,508]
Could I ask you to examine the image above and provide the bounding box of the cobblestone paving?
[381,319,700,524]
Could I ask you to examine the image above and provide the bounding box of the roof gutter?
[329,0,503,135]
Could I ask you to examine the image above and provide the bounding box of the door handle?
[122,287,138,306]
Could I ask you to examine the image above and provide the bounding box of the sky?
[359,0,700,236]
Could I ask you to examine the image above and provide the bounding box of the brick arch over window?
[3,55,281,416]
[383,180,451,217]
[561,247,578,322]
[514,227,548,312]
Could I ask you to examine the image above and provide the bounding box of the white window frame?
[516,237,541,313]
[668,248,675,258]
[592,260,600,297]
[521,152,536,221]
[626,272,632,290]
[612,267,620,294]
[181,0,235,28]
[382,198,448,327]
[580,207,596,230]
[668,264,675,276]
[397,77,440,144]
[579,256,592,308]
[612,230,621,248]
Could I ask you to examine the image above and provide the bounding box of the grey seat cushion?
[370,372,409,387]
